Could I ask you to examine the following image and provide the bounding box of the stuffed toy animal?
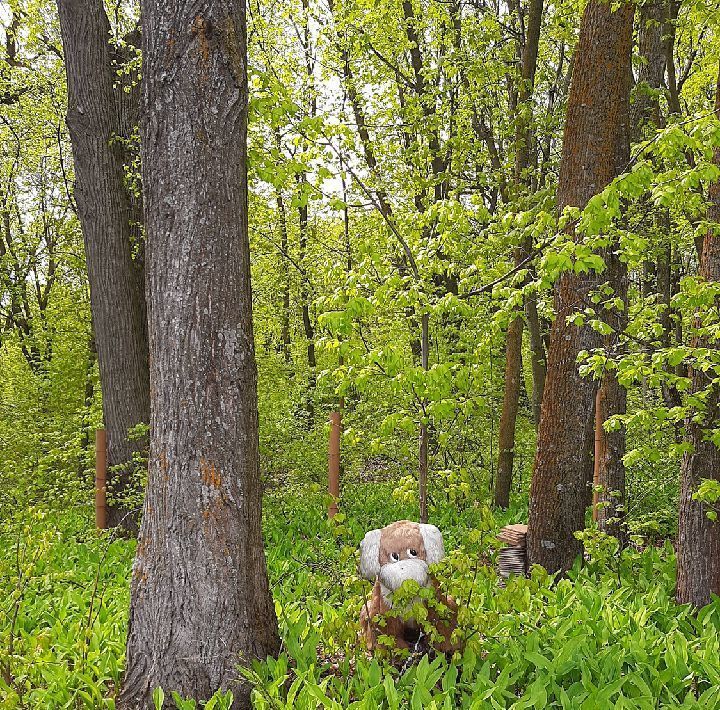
[358,520,460,652]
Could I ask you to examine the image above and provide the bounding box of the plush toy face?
[359,520,445,595]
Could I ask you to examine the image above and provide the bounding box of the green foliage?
[150,685,235,709]
[692,479,720,521]
[0,509,132,708]
[5,487,720,708]
[4,0,720,708]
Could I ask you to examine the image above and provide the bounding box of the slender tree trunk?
[633,1,681,419]
[594,371,627,540]
[526,295,546,428]
[120,0,279,705]
[298,1,317,423]
[113,27,145,277]
[56,0,150,532]
[275,189,291,363]
[527,0,634,574]
[419,312,429,523]
[665,0,682,117]
[513,0,544,189]
[298,183,316,423]
[520,0,549,420]
[495,0,544,504]
[675,63,720,608]
[496,316,524,508]
[593,249,629,541]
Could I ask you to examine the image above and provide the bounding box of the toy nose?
[380,558,429,590]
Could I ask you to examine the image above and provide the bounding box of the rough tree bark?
[56,0,150,531]
[632,0,668,141]
[119,0,280,705]
[675,63,720,608]
[527,0,633,574]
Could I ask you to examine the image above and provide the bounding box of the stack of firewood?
[497,523,527,582]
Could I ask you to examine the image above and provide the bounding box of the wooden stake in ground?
[328,411,341,518]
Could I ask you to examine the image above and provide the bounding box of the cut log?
[497,524,528,581]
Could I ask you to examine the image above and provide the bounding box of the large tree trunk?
[675,63,720,608]
[527,0,633,574]
[120,0,279,705]
[56,0,150,532]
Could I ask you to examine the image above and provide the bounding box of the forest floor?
[2,483,720,709]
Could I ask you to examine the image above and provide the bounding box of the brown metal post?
[328,411,341,518]
[95,428,107,529]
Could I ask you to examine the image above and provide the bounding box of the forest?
[2,0,720,706]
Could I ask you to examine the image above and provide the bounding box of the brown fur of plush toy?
[358,520,461,653]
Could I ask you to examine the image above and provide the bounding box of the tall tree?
[593,0,671,537]
[120,0,279,705]
[527,0,634,574]
[675,62,720,608]
[519,0,548,433]
[56,0,150,531]
[297,0,317,423]
[495,0,544,509]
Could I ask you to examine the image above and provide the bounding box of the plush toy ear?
[419,524,445,566]
[359,528,382,580]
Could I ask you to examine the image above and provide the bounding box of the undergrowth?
[2,484,720,708]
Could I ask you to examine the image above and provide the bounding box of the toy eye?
[390,552,400,562]
[408,548,417,557]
